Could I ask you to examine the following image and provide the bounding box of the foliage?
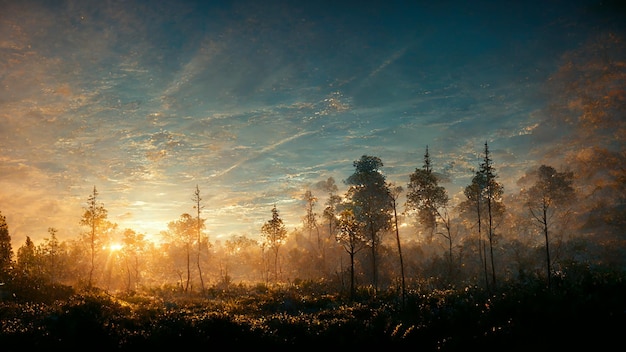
[0,211,13,280]
[261,205,288,282]
[406,146,449,234]
[1,266,624,350]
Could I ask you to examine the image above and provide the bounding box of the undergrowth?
[1,267,625,351]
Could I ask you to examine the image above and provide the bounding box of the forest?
[1,139,625,350]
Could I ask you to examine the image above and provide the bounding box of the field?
[1,266,625,351]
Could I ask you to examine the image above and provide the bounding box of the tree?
[345,155,392,291]
[460,176,489,288]
[336,208,367,300]
[479,142,504,289]
[0,211,13,281]
[388,184,406,306]
[302,190,320,248]
[80,186,112,289]
[167,213,197,292]
[521,165,575,288]
[459,143,505,290]
[319,177,341,240]
[192,185,207,292]
[16,236,38,280]
[120,228,146,292]
[40,227,62,284]
[261,205,288,282]
[406,146,455,276]
[407,147,448,237]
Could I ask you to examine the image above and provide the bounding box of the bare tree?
[192,185,207,292]
[388,184,406,306]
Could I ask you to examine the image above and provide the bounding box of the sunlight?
[108,242,123,252]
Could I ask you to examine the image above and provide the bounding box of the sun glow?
[108,242,123,252]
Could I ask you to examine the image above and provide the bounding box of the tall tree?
[80,186,110,289]
[388,184,406,306]
[521,165,575,288]
[261,205,288,282]
[459,143,505,290]
[345,155,392,291]
[319,177,341,240]
[406,146,455,276]
[460,176,489,289]
[336,208,367,300]
[302,189,320,248]
[479,142,504,288]
[120,228,146,293]
[40,227,61,284]
[0,211,13,281]
[464,142,505,289]
[407,147,446,237]
[192,185,206,292]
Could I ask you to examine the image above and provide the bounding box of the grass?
[1,268,625,351]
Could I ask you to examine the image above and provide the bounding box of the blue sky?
[0,0,622,244]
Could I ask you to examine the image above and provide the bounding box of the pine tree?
[261,205,287,282]
[0,211,14,281]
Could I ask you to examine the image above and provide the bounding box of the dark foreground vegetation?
[1,264,625,351]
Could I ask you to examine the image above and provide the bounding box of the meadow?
[1,264,624,351]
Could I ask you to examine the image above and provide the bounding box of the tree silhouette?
[460,143,504,290]
[80,186,112,289]
[41,228,61,284]
[261,205,287,282]
[16,236,37,280]
[406,147,448,239]
[121,228,146,292]
[345,155,392,291]
[478,142,504,289]
[406,146,455,277]
[302,189,320,249]
[320,177,341,240]
[192,185,206,292]
[336,208,367,300]
[167,213,197,292]
[388,184,406,306]
[522,165,575,288]
[0,210,13,282]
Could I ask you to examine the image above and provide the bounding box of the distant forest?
[1,137,624,298]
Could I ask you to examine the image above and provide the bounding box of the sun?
[108,242,123,252]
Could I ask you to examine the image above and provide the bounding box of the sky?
[1,0,624,245]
